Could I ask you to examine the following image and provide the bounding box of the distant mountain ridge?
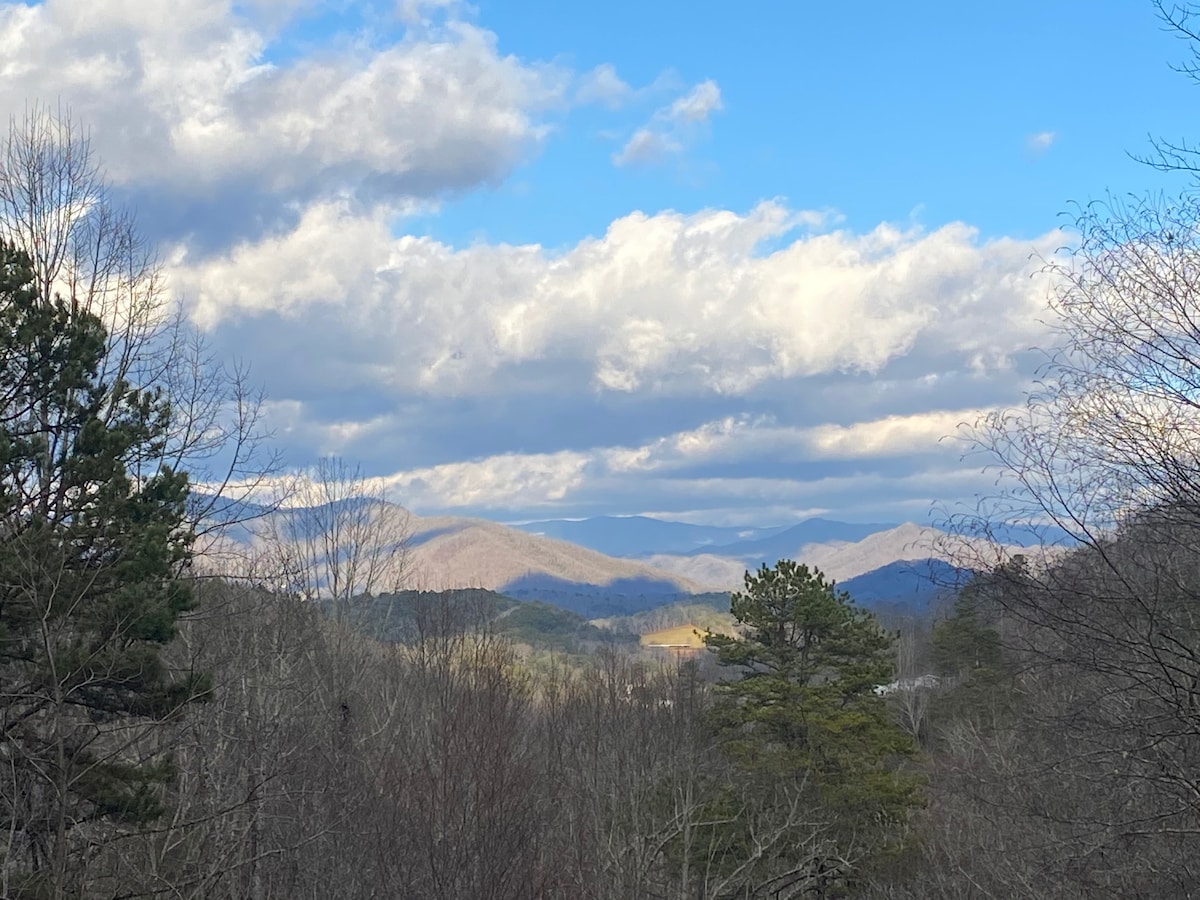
[513,516,790,558]
[639,522,1040,592]
[839,559,963,616]
[402,512,710,595]
[202,498,1055,618]
[798,523,959,582]
[686,518,900,567]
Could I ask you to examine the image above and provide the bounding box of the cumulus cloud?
[0,1,1052,526]
[170,200,1060,399]
[613,78,723,167]
[377,451,592,509]
[0,0,562,232]
[165,194,1056,521]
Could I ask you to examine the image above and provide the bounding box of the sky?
[0,0,1196,526]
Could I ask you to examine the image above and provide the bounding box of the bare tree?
[888,624,936,745]
[253,456,411,624]
[1137,2,1200,178]
[0,103,276,545]
[932,191,1200,896]
[0,105,276,896]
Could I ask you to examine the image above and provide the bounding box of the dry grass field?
[639,624,707,649]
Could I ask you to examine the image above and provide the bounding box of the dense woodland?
[8,4,1200,895]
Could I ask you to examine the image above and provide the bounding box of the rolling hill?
[405,513,710,596]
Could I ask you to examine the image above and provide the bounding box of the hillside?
[642,523,1038,590]
[406,513,710,595]
[641,552,749,589]
[838,558,963,616]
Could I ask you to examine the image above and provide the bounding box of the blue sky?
[1,0,1195,525]
[401,0,1195,246]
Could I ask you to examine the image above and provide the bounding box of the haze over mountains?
[514,517,896,561]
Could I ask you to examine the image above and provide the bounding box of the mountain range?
[513,515,897,560]
[207,498,1057,617]
[405,512,708,595]
[512,516,785,557]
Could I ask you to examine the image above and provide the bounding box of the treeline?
[3,575,910,899]
[9,534,1200,898]
[861,517,1200,897]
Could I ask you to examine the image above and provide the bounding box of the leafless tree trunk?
[251,456,411,624]
[888,624,935,745]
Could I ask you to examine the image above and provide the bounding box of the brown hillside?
[406,514,711,593]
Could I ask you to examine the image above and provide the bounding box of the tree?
[252,456,410,626]
[0,240,208,898]
[703,560,921,895]
[0,104,275,558]
[928,561,1017,680]
[931,145,1200,900]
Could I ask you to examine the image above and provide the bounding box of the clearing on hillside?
[640,624,707,649]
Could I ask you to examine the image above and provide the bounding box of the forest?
[6,5,1200,897]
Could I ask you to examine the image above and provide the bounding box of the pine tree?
[0,240,207,897]
[703,560,922,893]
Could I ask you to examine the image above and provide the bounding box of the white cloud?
[802,410,984,459]
[614,128,681,168]
[1027,130,1056,153]
[307,409,992,512]
[647,466,989,502]
[575,63,633,108]
[605,408,986,473]
[636,507,834,528]
[0,1,562,208]
[171,200,1061,398]
[390,454,990,516]
[612,128,683,166]
[613,78,723,167]
[216,396,1013,516]
[668,79,722,123]
[395,0,464,24]
[376,450,592,509]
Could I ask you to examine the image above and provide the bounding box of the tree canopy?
[0,240,206,896]
[704,560,922,893]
